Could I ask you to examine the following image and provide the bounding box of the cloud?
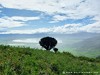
[52,24,82,34]
[0,16,25,29]
[0,0,99,33]
[11,16,40,21]
[0,24,82,34]
[0,28,52,34]
[0,16,40,29]
[1,22,100,34]
[50,15,67,23]
[13,38,39,43]
[0,0,99,20]
[80,21,100,33]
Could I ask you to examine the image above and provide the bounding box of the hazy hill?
[0,45,100,75]
[73,35,100,57]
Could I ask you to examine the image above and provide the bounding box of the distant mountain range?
[73,35,100,57]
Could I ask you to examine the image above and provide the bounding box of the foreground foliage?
[0,45,100,75]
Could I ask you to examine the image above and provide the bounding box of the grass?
[0,45,100,75]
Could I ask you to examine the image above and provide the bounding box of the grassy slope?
[0,45,100,75]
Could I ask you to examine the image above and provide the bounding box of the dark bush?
[13,65,22,75]
[53,48,58,53]
[50,64,60,74]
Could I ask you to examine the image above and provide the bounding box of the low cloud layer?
[13,38,62,43]
[1,23,100,34]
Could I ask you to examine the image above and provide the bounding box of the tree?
[53,48,58,53]
[39,36,57,50]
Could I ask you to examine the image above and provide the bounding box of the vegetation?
[53,48,58,53]
[0,45,100,75]
[39,36,57,51]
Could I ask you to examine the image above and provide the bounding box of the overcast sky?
[0,0,100,34]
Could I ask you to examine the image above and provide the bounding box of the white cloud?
[0,0,99,20]
[13,38,39,43]
[0,16,40,29]
[50,15,67,23]
[11,16,40,21]
[80,21,100,33]
[0,24,82,34]
[52,24,82,34]
[0,16,25,29]
[0,0,99,34]
[0,28,52,34]
[1,23,100,34]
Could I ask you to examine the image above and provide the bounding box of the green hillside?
[0,45,100,75]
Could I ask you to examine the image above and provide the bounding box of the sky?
[0,0,100,34]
